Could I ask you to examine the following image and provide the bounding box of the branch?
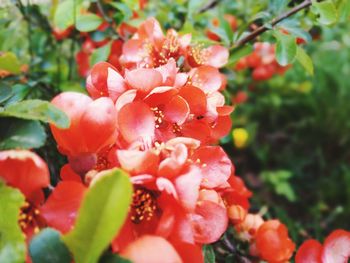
[199,0,220,13]
[235,0,312,47]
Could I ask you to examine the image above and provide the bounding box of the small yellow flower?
[232,128,249,148]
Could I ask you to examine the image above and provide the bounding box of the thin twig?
[199,0,220,13]
[96,0,113,24]
[235,0,312,47]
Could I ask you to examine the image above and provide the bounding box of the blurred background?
[1,0,349,246]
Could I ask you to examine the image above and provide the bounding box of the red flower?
[40,164,87,234]
[255,220,295,263]
[119,17,228,69]
[235,42,291,80]
[296,229,350,263]
[86,60,232,145]
[50,92,118,173]
[108,138,231,252]
[0,150,49,240]
[295,239,322,263]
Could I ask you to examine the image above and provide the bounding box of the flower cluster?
[1,17,349,263]
[235,42,291,81]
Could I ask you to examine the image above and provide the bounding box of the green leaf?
[0,119,46,150]
[337,0,350,20]
[312,0,338,25]
[0,85,13,104]
[274,32,297,66]
[109,2,133,23]
[0,52,21,74]
[261,170,296,202]
[0,100,70,129]
[203,245,215,263]
[29,228,71,263]
[278,19,312,42]
[228,45,253,67]
[0,182,26,263]
[296,46,314,76]
[89,42,112,67]
[54,0,83,30]
[3,84,30,107]
[76,14,103,32]
[99,253,131,263]
[63,169,132,263]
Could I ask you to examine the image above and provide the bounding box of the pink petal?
[121,235,182,263]
[174,166,202,211]
[117,149,159,175]
[163,95,190,125]
[137,17,164,46]
[165,137,200,149]
[156,177,178,199]
[178,86,207,116]
[80,97,118,153]
[322,230,350,263]
[118,101,155,144]
[191,200,228,244]
[191,146,232,188]
[295,239,322,263]
[126,68,163,93]
[115,89,137,112]
[189,66,222,93]
[120,39,144,64]
[40,181,87,233]
[205,45,229,68]
[155,58,177,86]
[158,144,188,178]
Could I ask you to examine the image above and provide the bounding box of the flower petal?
[191,200,228,244]
[118,101,155,144]
[117,149,159,175]
[174,166,202,211]
[295,239,322,263]
[322,229,350,263]
[0,150,49,200]
[126,68,163,94]
[178,86,207,116]
[121,235,182,263]
[205,45,229,68]
[189,66,222,93]
[50,92,92,156]
[80,97,118,153]
[163,95,190,125]
[87,62,126,102]
[191,146,232,188]
[40,181,87,233]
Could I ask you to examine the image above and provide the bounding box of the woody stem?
[235,0,312,47]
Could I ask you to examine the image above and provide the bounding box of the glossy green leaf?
[54,0,83,30]
[203,245,215,263]
[0,100,70,129]
[90,42,112,67]
[76,14,103,32]
[29,228,71,263]
[0,119,46,150]
[312,0,338,25]
[63,169,132,263]
[275,32,297,66]
[0,52,21,74]
[0,182,26,263]
[0,86,13,104]
[109,2,133,22]
[228,45,253,66]
[296,46,314,76]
